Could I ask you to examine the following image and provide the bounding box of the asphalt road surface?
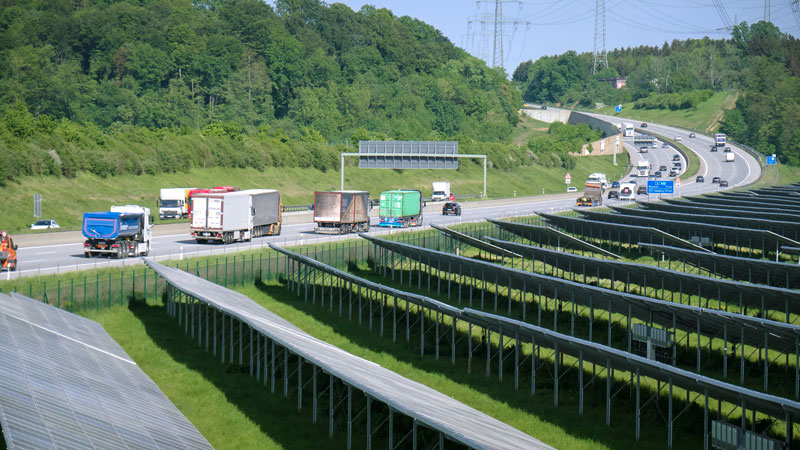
[4,114,762,280]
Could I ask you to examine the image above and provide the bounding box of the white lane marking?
[19,242,84,251]
[24,259,47,263]
[33,251,56,255]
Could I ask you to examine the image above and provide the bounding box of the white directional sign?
[565,173,571,184]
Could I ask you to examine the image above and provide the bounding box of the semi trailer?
[190,189,281,244]
[379,189,423,227]
[313,190,370,234]
[83,205,153,258]
[158,187,196,219]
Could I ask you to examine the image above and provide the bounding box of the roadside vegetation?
[514,21,800,166]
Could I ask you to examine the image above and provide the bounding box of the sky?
[268,0,800,76]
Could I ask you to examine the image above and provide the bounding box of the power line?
[467,1,531,71]
[592,0,608,74]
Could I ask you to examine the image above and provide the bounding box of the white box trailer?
[190,189,281,244]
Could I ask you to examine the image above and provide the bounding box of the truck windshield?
[161,199,181,208]
[433,191,445,196]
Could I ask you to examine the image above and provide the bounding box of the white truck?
[586,173,609,189]
[190,189,282,244]
[619,182,637,201]
[158,188,196,219]
[725,152,735,162]
[431,181,451,201]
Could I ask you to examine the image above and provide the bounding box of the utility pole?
[468,1,530,72]
[591,0,608,75]
[764,0,771,21]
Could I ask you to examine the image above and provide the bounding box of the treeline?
[633,90,714,110]
[0,0,522,184]
[513,21,800,165]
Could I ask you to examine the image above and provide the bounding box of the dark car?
[659,165,667,172]
[641,123,648,128]
[673,163,682,169]
[637,186,648,195]
[689,132,696,138]
[711,146,718,152]
[662,142,670,148]
[442,202,461,216]
[719,180,729,187]
[724,147,732,152]
[611,181,620,189]
[541,105,548,110]
[696,175,705,183]
[712,176,721,183]
[672,155,681,161]
[608,190,619,199]
[669,170,678,177]
[654,171,662,178]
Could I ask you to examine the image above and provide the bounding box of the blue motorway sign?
[615,104,622,112]
[647,180,674,194]
[767,155,777,165]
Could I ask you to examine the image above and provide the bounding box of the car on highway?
[654,171,662,178]
[712,176,721,183]
[662,142,670,148]
[672,155,681,161]
[674,135,682,141]
[659,165,667,171]
[696,175,705,183]
[689,132,696,138]
[442,202,462,216]
[668,170,678,177]
[541,105,547,110]
[673,162,682,169]
[30,219,60,230]
[724,147,732,152]
[719,180,729,187]
[567,186,578,193]
[608,190,619,199]
[641,123,648,128]
[611,181,620,188]
[711,146,718,152]
[637,186,648,195]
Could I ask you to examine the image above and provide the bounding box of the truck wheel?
[10,260,16,271]
[142,244,150,257]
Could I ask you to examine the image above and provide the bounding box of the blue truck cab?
[82,205,152,258]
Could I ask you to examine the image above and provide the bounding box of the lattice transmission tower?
[764,0,771,21]
[467,1,530,71]
[591,0,608,74]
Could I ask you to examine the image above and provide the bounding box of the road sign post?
[565,173,571,185]
[34,194,42,218]
[767,155,777,165]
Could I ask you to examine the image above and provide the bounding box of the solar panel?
[485,237,800,321]
[0,293,213,450]
[488,219,622,259]
[608,205,800,240]
[639,201,800,224]
[430,224,521,259]
[666,198,796,215]
[146,261,553,450]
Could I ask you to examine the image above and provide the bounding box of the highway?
[4,114,762,280]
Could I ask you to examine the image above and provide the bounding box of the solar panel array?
[146,260,554,450]
[0,292,213,450]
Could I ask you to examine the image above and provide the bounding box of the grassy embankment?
[593,91,738,133]
[2,153,628,235]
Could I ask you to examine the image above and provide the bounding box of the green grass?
[746,162,800,190]
[1,153,628,234]
[511,114,550,147]
[593,91,738,133]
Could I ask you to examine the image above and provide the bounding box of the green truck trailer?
[378,189,423,227]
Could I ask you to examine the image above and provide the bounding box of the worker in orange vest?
[0,230,9,252]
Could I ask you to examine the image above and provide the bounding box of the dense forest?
[513,21,800,165]
[0,0,534,185]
